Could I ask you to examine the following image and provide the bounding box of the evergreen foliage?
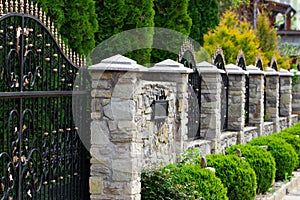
[123,0,155,64]
[188,0,219,47]
[94,0,154,64]
[272,132,300,168]
[141,164,228,199]
[151,0,192,63]
[250,136,298,180]
[204,11,260,65]
[31,0,98,55]
[226,144,276,194]
[206,154,257,200]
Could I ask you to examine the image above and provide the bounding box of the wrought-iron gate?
[236,50,249,126]
[179,41,201,140]
[0,2,89,200]
[213,48,228,131]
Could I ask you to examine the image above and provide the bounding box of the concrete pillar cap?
[265,67,279,76]
[279,68,293,77]
[196,61,225,74]
[246,64,264,75]
[88,54,148,72]
[225,63,247,75]
[149,59,193,73]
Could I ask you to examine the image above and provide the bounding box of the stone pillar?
[246,65,264,136]
[226,64,246,130]
[147,59,192,162]
[279,69,293,127]
[292,70,300,119]
[197,61,224,153]
[265,67,280,133]
[225,64,246,143]
[89,55,147,200]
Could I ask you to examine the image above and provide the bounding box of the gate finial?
[14,0,18,13]
[9,0,13,13]
[25,0,29,14]
[47,17,51,32]
[20,0,24,13]
[4,0,8,14]
[39,6,42,21]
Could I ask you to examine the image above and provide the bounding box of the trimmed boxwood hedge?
[141,164,228,200]
[226,144,276,194]
[271,132,300,169]
[206,154,257,200]
[249,136,298,181]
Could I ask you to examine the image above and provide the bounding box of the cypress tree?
[123,0,154,65]
[31,0,98,55]
[188,0,219,48]
[151,0,192,63]
[94,0,154,65]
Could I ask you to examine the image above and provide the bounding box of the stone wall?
[279,117,288,132]
[263,122,274,136]
[243,127,258,143]
[88,55,299,200]
[265,67,280,132]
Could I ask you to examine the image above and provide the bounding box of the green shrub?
[206,154,257,200]
[226,144,276,194]
[272,132,300,169]
[281,123,300,136]
[249,136,298,181]
[141,164,228,200]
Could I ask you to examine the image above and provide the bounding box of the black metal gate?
[236,51,249,126]
[0,2,90,200]
[213,48,228,131]
[178,41,201,140]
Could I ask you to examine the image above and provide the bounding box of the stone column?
[265,67,280,133]
[292,70,300,120]
[147,59,192,164]
[197,61,224,153]
[246,65,264,136]
[224,64,246,145]
[225,64,246,130]
[279,69,293,127]
[89,55,147,200]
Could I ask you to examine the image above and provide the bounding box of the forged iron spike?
[70,49,73,62]
[4,0,8,14]
[80,56,83,67]
[26,0,29,14]
[20,0,24,13]
[48,17,51,32]
[77,53,80,66]
[33,2,37,16]
[51,22,55,35]
[14,0,18,13]
[57,32,61,47]
[9,0,12,13]
[39,6,42,21]
[43,12,46,25]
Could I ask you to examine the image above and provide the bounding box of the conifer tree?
[188,0,219,48]
[151,0,192,63]
[31,0,98,55]
[94,0,154,65]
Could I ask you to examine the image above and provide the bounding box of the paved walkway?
[283,182,300,200]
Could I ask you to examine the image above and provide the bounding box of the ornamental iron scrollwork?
[236,49,249,126]
[0,1,89,199]
[213,46,228,131]
[179,40,201,140]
